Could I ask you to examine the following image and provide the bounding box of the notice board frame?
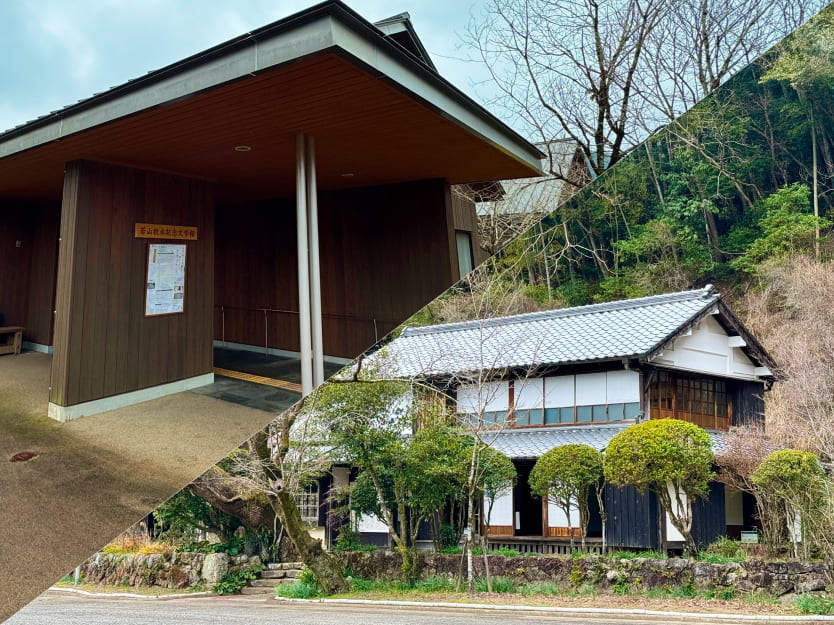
[144,242,187,317]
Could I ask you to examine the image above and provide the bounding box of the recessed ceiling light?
[234,145,252,152]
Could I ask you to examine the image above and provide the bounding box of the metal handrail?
[215,304,389,352]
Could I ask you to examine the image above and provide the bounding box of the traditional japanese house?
[381,286,778,552]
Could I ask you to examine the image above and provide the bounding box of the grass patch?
[699,538,745,563]
[474,576,517,593]
[471,547,520,557]
[520,581,561,596]
[742,590,781,606]
[415,575,455,593]
[277,581,321,599]
[795,594,834,615]
[213,568,259,595]
[610,550,666,560]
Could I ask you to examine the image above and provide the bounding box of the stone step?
[267,562,303,570]
[239,586,274,595]
[261,569,302,579]
[248,579,281,588]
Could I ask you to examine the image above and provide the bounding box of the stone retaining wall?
[338,552,831,596]
[79,552,260,589]
[80,550,830,596]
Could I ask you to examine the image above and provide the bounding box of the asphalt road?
[3,592,770,625]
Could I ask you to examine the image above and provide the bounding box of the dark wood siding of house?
[691,482,726,549]
[215,179,456,359]
[604,484,660,550]
[731,380,765,426]
[0,208,32,330]
[50,160,214,406]
[449,190,486,267]
[25,204,60,345]
[0,202,59,345]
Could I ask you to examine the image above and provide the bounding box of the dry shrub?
[714,425,783,553]
[736,256,834,560]
[421,264,554,324]
[738,256,834,462]
[101,521,171,556]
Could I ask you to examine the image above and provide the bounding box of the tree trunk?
[188,471,276,534]
[811,107,820,261]
[273,490,348,594]
[480,534,492,593]
[595,484,607,554]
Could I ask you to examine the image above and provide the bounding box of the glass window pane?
[529,409,543,425]
[624,402,641,419]
[456,231,474,277]
[608,403,624,421]
[514,410,526,426]
[494,411,508,425]
[593,405,607,422]
[576,406,591,422]
[560,407,575,423]
[545,408,560,424]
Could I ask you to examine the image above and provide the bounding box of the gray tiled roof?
[483,423,728,459]
[384,287,718,378]
[476,140,578,216]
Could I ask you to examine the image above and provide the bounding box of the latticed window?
[649,371,731,430]
[296,483,319,525]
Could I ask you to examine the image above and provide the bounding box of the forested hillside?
[484,4,833,305]
[416,6,834,457]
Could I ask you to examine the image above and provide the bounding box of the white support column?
[296,134,313,396]
[306,135,325,387]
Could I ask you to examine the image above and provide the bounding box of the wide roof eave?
[0,0,543,176]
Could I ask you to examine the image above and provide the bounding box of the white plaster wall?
[650,316,758,380]
[488,489,514,526]
[358,513,389,534]
[606,370,640,403]
[515,378,544,409]
[548,500,580,528]
[457,381,509,412]
[725,487,744,526]
[544,375,575,408]
[665,482,686,542]
[575,372,607,405]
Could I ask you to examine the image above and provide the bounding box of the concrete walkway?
[0,351,288,623]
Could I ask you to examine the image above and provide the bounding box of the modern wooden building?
[0,2,542,421]
[381,286,778,552]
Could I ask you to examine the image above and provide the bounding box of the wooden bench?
[0,326,24,356]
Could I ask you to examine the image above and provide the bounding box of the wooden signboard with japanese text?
[135,223,198,240]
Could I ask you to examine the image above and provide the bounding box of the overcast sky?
[0,0,497,133]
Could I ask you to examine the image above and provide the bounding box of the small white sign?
[145,243,186,316]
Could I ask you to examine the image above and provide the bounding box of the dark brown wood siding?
[50,161,214,407]
[730,380,766,426]
[25,204,60,345]
[215,179,456,359]
[691,482,726,549]
[604,484,660,550]
[0,208,33,330]
[0,202,59,345]
[449,189,487,267]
